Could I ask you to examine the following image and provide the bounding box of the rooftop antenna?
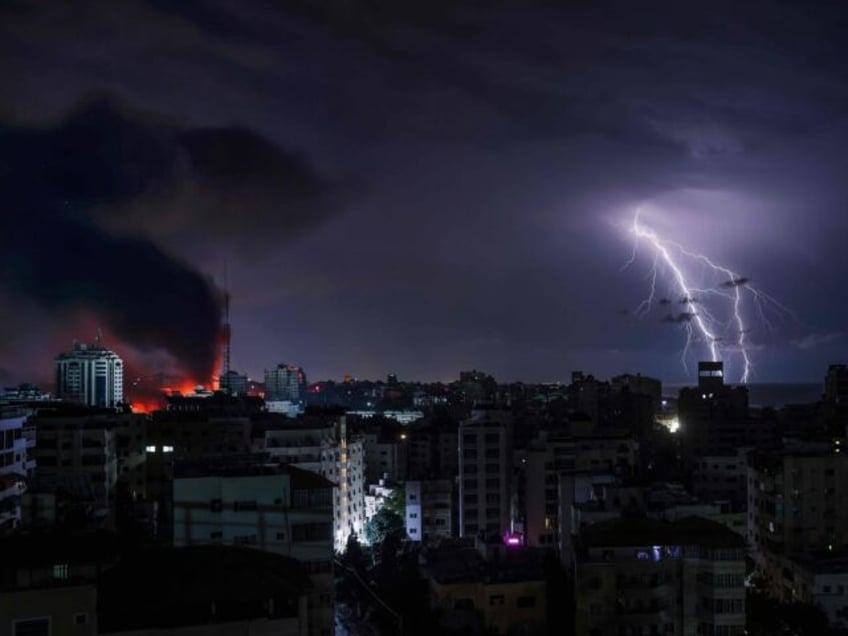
[222,291,231,393]
[220,261,232,395]
[95,328,103,347]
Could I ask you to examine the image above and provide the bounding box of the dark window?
[234,500,257,511]
[13,618,49,636]
[292,522,331,542]
[517,596,536,608]
[209,499,223,512]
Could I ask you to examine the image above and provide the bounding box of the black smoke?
[0,97,337,381]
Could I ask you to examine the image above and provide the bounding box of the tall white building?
[56,342,124,408]
[258,414,366,552]
[319,416,366,551]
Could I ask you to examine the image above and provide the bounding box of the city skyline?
[3,2,848,386]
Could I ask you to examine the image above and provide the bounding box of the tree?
[341,532,368,575]
[365,507,405,546]
[384,484,405,517]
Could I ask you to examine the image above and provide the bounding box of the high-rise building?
[319,415,366,551]
[0,406,31,533]
[257,411,366,552]
[575,516,746,636]
[405,479,454,541]
[458,407,512,538]
[172,459,335,636]
[55,342,124,408]
[678,361,774,459]
[218,369,248,395]
[825,364,848,404]
[30,413,119,514]
[265,364,307,402]
[748,447,848,577]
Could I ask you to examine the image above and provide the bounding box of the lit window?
[145,445,156,453]
[53,564,69,580]
[162,445,174,453]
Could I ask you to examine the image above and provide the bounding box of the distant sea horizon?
[662,382,823,408]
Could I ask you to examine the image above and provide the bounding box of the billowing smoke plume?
[0,97,337,382]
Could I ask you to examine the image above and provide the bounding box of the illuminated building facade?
[55,342,124,408]
[319,416,365,550]
[0,406,31,533]
[257,414,365,551]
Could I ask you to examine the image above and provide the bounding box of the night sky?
[2,1,848,387]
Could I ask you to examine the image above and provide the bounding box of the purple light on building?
[503,532,523,547]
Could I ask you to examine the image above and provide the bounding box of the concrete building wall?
[458,410,511,538]
[406,480,423,541]
[172,472,333,636]
[2,584,97,636]
[0,408,28,531]
[32,420,117,513]
[429,577,546,636]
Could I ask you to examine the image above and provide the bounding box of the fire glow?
[128,337,224,413]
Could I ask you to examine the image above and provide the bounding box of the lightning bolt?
[624,208,789,383]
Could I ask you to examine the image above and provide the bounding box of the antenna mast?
[222,290,231,394]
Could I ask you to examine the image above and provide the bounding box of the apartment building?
[406,478,454,542]
[458,408,512,538]
[0,406,31,532]
[172,457,335,636]
[748,447,848,583]
[422,538,547,636]
[575,516,746,636]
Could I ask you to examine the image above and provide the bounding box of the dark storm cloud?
[2,0,848,383]
[0,96,337,380]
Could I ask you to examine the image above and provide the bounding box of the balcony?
[615,599,672,616]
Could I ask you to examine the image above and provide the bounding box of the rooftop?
[99,545,310,632]
[581,515,744,549]
[174,454,334,490]
[0,530,119,569]
[423,540,545,585]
